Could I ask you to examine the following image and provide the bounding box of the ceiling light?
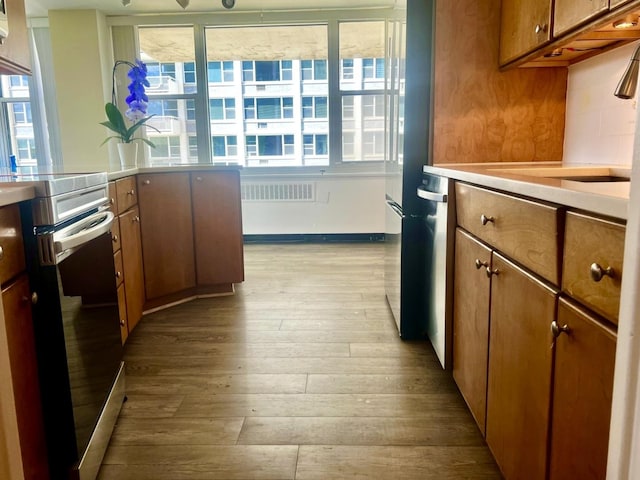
[121,0,131,5]
[222,0,235,9]
[613,14,639,29]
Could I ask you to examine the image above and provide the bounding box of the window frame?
[116,10,399,173]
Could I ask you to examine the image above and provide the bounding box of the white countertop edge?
[108,164,242,181]
[425,165,629,221]
[0,185,35,207]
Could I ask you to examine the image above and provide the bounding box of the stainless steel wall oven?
[12,171,124,480]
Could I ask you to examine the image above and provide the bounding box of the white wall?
[241,173,385,235]
[564,41,639,166]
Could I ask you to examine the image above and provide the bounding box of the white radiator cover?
[240,174,385,235]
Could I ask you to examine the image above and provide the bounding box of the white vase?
[117,142,138,169]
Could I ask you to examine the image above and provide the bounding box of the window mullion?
[194,24,211,164]
[327,19,341,166]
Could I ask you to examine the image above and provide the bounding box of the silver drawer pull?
[535,23,548,34]
[590,263,613,282]
[486,267,499,278]
[143,180,151,185]
[128,189,135,196]
[475,259,489,270]
[551,320,570,338]
[0,245,4,260]
[481,214,495,226]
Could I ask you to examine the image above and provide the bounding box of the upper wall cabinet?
[553,0,609,37]
[501,0,640,68]
[499,0,553,65]
[0,0,31,75]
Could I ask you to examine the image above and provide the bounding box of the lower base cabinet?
[485,252,557,480]
[549,297,616,480]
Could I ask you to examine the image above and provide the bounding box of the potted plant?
[101,59,159,168]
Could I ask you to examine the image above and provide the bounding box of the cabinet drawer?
[0,204,25,286]
[108,181,117,214]
[562,212,624,324]
[114,250,124,287]
[115,176,137,213]
[455,182,561,284]
[111,217,121,253]
[117,284,128,344]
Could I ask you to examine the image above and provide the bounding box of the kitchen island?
[427,162,626,479]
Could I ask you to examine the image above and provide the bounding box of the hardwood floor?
[98,243,501,479]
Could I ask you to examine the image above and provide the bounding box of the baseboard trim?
[243,233,385,243]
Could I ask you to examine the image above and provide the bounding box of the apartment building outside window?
[135,18,390,168]
[0,75,38,166]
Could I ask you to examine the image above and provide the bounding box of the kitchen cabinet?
[137,169,244,310]
[562,211,624,324]
[553,0,609,37]
[548,297,616,480]
[137,172,196,302]
[110,177,145,342]
[485,252,557,480]
[499,0,552,66]
[452,180,621,479]
[0,203,48,479]
[452,228,491,435]
[0,0,31,75]
[191,171,244,287]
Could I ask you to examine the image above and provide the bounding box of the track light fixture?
[120,0,235,9]
[222,0,235,8]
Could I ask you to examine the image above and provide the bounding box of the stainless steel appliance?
[384,0,435,339]
[417,173,454,368]
[7,170,125,480]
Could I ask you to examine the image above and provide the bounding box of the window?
[150,136,181,159]
[209,98,236,120]
[301,60,327,81]
[0,75,40,167]
[12,103,32,124]
[212,135,238,157]
[302,96,327,119]
[303,134,328,156]
[208,61,234,83]
[17,138,36,161]
[136,19,390,167]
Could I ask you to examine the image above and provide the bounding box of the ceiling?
[25,0,403,18]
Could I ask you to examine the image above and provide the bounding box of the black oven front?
[22,207,125,480]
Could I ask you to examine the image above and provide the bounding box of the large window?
[136,18,391,168]
[0,75,39,166]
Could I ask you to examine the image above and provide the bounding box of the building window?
[363,58,385,79]
[209,98,236,120]
[150,135,181,159]
[302,96,327,119]
[17,138,36,161]
[208,61,234,83]
[12,102,32,124]
[301,60,327,81]
[303,134,328,156]
[188,135,198,158]
[243,60,293,82]
[212,135,238,157]
[362,95,385,118]
[244,97,294,120]
[0,75,40,167]
[341,59,354,80]
[246,134,294,156]
[148,100,179,118]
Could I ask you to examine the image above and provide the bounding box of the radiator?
[241,182,315,202]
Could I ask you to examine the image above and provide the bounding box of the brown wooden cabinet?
[485,252,558,480]
[110,177,145,343]
[191,171,244,288]
[0,203,48,479]
[452,228,492,435]
[0,0,31,75]
[553,0,609,37]
[549,297,616,480]
[137,172,196,301]
[499,0,552,66]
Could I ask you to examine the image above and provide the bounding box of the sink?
[488,166,631,183]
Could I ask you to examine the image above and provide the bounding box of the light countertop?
[425,162,630,220]
[108,164,242,181]
[0,185,35,207]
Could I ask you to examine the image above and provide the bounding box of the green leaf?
[105,102,127,135]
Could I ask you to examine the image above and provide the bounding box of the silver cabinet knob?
[143,180,151,185]
[475,259,489,270]
[30,292,38,304]
[133,216,140,223]
[128,189,135,196]
[535,23,548,34]
[485,267,499,278]
[196,176,203,182]
[112,234,118,243]
[551,320,570,338]
[116,271,122,279]
[0,245,4,260]
[590,263,613,282]
[120,319,126,327]
[481,214,495,226]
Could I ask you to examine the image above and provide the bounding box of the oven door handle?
[53,210,115,254]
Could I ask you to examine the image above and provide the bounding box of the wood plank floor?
[98,243,501,479]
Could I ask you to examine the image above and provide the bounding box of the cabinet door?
[486,252,557,480]
[120,206,144,332]
[191,171,244,286]
[452,228,492,435]
[499,0,552,66]
[3,274,49,479]
[549,297,616,480]
[138,173,195,300]
[553,0,609,37]
[0,0,31,75]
